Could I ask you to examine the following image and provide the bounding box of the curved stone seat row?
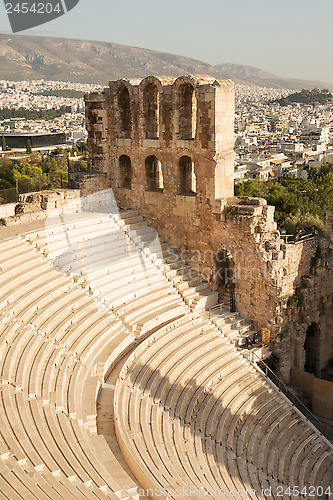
[0,208,220,498]
[0,238,143,498]
[23,212,191,335]
[114,311,333,499]
[27,209,217,318]
[0,212,181,498]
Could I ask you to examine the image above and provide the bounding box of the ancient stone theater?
[0,75,332,498]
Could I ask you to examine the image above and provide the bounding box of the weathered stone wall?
[71,172,109,196]
[291,367,333,421]
[326,210,333,239]
[283,236,333,378]
[85,76,235,202]
[83,75,333,383]
[0,190,80,226]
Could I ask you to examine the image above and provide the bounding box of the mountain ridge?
[214,63,333,92]
[0,34,332,91]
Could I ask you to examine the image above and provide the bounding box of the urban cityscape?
[235,85,333,181]
[0,79,100,146]
[1,79,332,178]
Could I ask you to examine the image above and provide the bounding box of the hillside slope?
[1,34,332,90]
[215,63,333,92]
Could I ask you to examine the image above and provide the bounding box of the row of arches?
[116,82,196,140]
[117,155,197,194]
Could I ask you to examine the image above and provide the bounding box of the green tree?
[1,134,6,152]
[272,88,332,106]
[0,169,15,189]
[79,162,88,172]
[13,163,44,180]
[13,162,47,192]
[76,141,88,154]
[0,157,14,170]
[283,210,325,235]
[234,164,333,234]
[0,106,67,121]
[234,179,262,197]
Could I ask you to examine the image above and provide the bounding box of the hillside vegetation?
[34,89,85,98]
[273,88,333,106]
[235,165,333,234]
[0,106,67,121]
[0,144,87,198]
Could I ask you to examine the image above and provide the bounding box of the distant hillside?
[271,88,333,106]
[0,34,221,84]
[214,64,333,92]
[1,34,333,91]
[34,89,85,98]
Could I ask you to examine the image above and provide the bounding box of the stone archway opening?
[178,83,196,140]
[145,155,164,191]
[304,323,320,376]
[143,83,159,139]
[117,85,132,138]
[179,156,196,195]
[118,155,132,188]
[215,249,234,304]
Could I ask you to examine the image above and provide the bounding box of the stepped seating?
[207,306,273,362]
[0,216,150,497]
[0,208,223,498]
[210,308,257,343]
[0,309,135,498]
[115,307,333,498]
[1,207,332,499]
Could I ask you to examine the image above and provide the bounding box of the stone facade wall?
[71,173,109,196]
[83,75,333,382]
[85,76,235,201]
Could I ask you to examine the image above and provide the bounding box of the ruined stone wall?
[282,234,333,379]
[0,190,80,226]
[83,75,333,382]
[71,172,109,196]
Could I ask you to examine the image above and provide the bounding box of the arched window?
[304,323,320,375]
[214,249,235,303]
[118,155,132,188]
[145,155,163,191]
[178,83,196,139]
[179,156,196,194]
[117,85,132,138]
[143,83,159,139]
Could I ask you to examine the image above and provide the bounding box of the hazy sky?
[1,0,332,84]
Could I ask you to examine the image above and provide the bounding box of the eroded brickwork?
[81,75,333,382]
